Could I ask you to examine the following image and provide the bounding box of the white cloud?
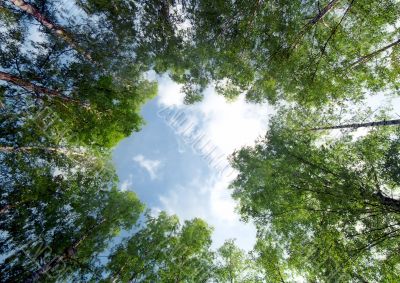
[133,155,163,180]
[156,78,273,156]
[209,176,238,222]
[156,73,186,107]
[120,174,133,191]
[158,174,256,251]
[153,77,272,250]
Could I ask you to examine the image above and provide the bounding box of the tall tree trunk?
[309,119,400,131]
[350,38,400,67]
[0,71,78,103]
[111,263,128,283]
[8,0,93,61]
[308,0,341,25]
[0,146,86,157]
[27,219,107,282]
[289,0,341,53]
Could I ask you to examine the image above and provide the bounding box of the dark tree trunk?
[351,38,400,67]
[308,0,341,25]
[309,119,400,131]
[289,0,341,53]
[0,146,86,157]
[1,71,59,97]
[8,0,93,61]
[0,71,79,103]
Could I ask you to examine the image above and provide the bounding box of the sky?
[113,73,274,250]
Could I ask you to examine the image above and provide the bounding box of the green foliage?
[1,0,158,148]
[105,212,215,282]
[165,0,400,105]
[231,110,400,281]
[214,239,264,282]
[0,147,144,282]
[2,0,400,282]
[54,73,157,147]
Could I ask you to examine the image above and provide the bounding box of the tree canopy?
[1,0,400,282]
[231,109,400,281]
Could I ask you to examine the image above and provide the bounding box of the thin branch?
[350,38,400,68]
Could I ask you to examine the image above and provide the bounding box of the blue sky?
[113,73,273,250]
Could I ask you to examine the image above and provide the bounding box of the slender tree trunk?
[351,38,400,67]
[309,119,400,131]
[111,261,129,283]
[310,0,354,82]
[1,71,59,97]
[27,219,107,282]
[0,71,78,103]
[111,270,123,283]
[8,0,92,61]
[0,146,86,157]
[308,0,341,25]
[376,191,400,212]
[289,0,341,53]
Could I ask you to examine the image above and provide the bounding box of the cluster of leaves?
[231,108,400,281]
[145,0,400,105]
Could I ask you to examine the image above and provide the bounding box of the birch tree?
[231,113,400,281]
[0,147,144,282]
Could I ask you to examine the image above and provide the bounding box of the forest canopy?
[1,0,399,282]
